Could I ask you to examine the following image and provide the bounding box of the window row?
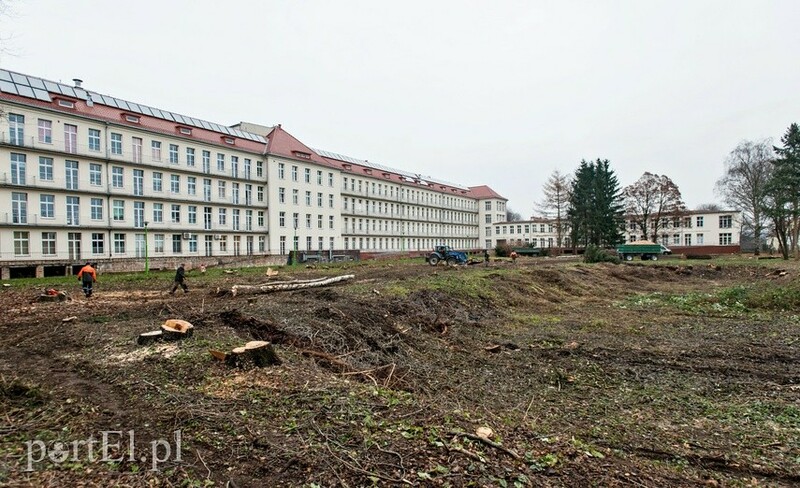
[277,162,334,187]
[276,211,336,230]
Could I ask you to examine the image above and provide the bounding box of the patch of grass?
[426,272,496,300]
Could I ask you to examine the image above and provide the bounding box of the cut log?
[137,330,163,346]
[227,274,355,297]
[62,316,78,323]
[225,341,280,369]
[161,319,194,341]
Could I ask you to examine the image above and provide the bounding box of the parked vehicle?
[427,245,469,266]
[616,241,672,261]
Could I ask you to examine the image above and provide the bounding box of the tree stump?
[161,319,194,341]
[137,330,163,346]
[224,341,280,369]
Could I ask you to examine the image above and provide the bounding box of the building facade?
[491,209,743,253]
[0,69,506,277]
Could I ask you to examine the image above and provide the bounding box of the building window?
[41,232,56,255]
[66,196,79,225]
[279,211,286,227]
[257,186,264,203]
[133,169,144,196]
[170,175,180,193]
[113,200,125,221]
[13,231,30,255]
[257,210,264,227]
[63,124,77,153]
[217,153,225,172]
[232,209,240,231]
[11,192,27,224]
[112,166,124,188]
[169,144,179,164]
[278,187,285,203]
[232,183,240,204]
[256,160,263,178]
[90,198,103,220]
[38,119,52,143]
[187,176,196,195]
[82,164,100,189]
[88,128,101,151]
[219,236,227,252]
[38,156,53,181]
[719,215,732,229]
[243,158,251,179]
[38,194,55,219]
[134,201,145,228]
[171,204,181,223]
[218,181,226,198]
[188,235,198,253]
[64,160,79,190]
[92,233,105,254]
[114,233,126,254]
[696,216,704,228]
[291,165,298,181]
[278,162,285,179]
[218,208,227,226]
[305,191,311,206]
[719,233,732,245]
[153,203,163,223]
[304,168,311,183]
[684,234,692,246]
[151,141,162,161]
[111,133,122,155]
[305,213,311,229]
[188,205,197,224]
[202,150,211,173]
[153,172,163,192]
[186,147,195,167]
[292,189,299,205]
[329,215,334,229]
[485,214,492,224]
[132,137,142,163]
[172,235,182,253]
[231,156,239,178]
[203,179,212,202]
[8,113,24,145]
[154,234,164,253]
[10,153,26,185]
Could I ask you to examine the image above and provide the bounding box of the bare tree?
[506,208,523,221]
[715,139,773,255]
[622,172,686,242]
[538,170,571,248]
[695,203,723,211]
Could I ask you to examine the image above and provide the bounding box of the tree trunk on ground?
[161,319,194,341]
[137,330,163,345]
[226,274,355,296]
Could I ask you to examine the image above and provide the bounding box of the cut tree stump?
[223,341,280,369]
[137,330,163,345]
[161,319,194,341]
[226,274,355,297]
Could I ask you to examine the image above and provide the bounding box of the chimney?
[73,78,83,88]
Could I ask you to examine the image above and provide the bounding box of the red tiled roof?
[264,126,337,167]
[468,185,507,200]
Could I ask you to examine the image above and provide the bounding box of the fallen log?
[227,274,355,297]
[137,330,163,346]
[224,341,280,369]
[161,319,194,341]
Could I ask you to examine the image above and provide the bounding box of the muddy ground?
[0,257,798,487]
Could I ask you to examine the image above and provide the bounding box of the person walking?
[77,261,97,298]
[170,263,189,295]
[483,249,490,265]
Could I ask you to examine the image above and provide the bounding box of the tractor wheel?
[428,255,440,266]
[446,257,456,266]
[624,254,633,261]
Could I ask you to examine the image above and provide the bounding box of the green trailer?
[616,241,671,261]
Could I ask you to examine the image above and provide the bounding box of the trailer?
[616,241,671,261]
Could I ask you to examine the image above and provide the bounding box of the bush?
[583,245,620,264]
[495,243,513,257]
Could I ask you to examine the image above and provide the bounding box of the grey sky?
[2,0,799,213]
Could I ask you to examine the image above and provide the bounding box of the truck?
[616,241,671,261]
[427,245,469,266]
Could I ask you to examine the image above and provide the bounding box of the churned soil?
[0,257,798,487]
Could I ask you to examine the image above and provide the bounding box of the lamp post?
[143,221,150,274]
[293,218,298,266]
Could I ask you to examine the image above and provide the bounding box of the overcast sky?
[2,0,799,214]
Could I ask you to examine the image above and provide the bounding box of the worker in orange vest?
[77,262,97,298]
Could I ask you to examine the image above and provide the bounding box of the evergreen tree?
[765,123,800,258]
[568,159,624,248]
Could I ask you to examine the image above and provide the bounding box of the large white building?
[491,209,743,253]
[0,69,508,278]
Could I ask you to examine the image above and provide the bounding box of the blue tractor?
[427,245,469,266]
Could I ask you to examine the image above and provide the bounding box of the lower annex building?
[0,69,508,278]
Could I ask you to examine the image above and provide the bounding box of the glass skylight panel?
[43,81,60,93]
[200,120,213,130]
[16,85,35,98]
[60,85,77,98]
[128,102,142,113]
[11,73,29,85]
[140,105,153,116]
[28,78,45,90]
[33,88,51,101]
[0,80,17,94]
[0,70,11,82]
[162,111,175,121]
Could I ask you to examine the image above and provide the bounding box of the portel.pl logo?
[24,430,182,472]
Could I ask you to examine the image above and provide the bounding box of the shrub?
[495,243,513,257]
[584,245,620,264]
